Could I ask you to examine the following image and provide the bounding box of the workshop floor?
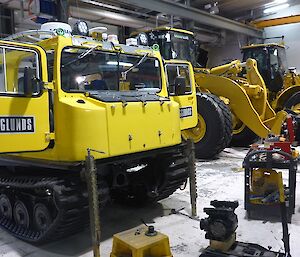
[0,147,300,257]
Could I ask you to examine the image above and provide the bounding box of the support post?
[85,149,101,257]
[187,139,197,217]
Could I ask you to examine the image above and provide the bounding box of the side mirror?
[23,67,34,97]
[174,76,187,95]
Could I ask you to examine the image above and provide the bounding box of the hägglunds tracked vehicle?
[0,22,198,243]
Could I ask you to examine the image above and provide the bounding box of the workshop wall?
[264,4,300,70]
[207,4,300,69]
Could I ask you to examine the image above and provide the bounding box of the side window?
[166,64,192,95]
[0,46,40,95]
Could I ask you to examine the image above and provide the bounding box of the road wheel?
[33,203,53,231]
[13,200,30,228]
[0,194,13,219]
[284,92,300,114]
[182,93,232,159]
[230,120,258,147]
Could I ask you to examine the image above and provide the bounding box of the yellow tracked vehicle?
[134,27,298,150]
[0,22,198,243]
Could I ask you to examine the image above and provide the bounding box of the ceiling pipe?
[69,6,155,29]
[115,0,263,37]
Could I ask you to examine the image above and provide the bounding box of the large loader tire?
[284,92,300,114]
[230,124,258,147]
[182,93,232,159]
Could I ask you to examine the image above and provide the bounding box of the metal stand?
[243,149,297,222]
[187,139,197,217]
[85,149,101,257]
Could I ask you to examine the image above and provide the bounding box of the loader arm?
[194,71,271,138]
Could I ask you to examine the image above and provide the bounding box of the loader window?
[166,64,192,96]
[61,47,161,92]
[0,46,40,95]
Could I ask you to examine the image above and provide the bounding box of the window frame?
[165,63,193,96]
[0,45,42,97]
[60,46,163,94]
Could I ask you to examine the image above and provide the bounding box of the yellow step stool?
[110,225,172,257]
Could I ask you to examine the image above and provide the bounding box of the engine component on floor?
[200,200,238,242]
[199,200,290,257]
[110,225,172,257]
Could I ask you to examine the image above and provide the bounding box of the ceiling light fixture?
[264,0,288,8]
[264,3,289,13]
[273,0,288,4]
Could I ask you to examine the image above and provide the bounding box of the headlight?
[137,33,148,46]
[73,20,89,36]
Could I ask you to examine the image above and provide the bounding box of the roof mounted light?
[73,21,89,36]
[137,33,148,46]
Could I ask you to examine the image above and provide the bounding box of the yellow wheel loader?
[241,43,300,114]
[133,28,298,149]
[0,22,198,243]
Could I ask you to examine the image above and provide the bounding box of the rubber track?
[155,151,190,201]
[0,175,109,244]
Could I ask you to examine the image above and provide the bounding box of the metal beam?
[252,15,300,29]
[115,0,263,37]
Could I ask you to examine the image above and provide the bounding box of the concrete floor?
[0,147,300,257]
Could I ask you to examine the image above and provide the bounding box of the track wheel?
[13,200,30,228]
[182,93,232,159]
[33,203,52,231]
[0,194,13,219]
[284,92,300,114]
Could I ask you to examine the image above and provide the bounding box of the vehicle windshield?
[242,46,287,92]
[242,47,269,73]
[171,32,197,64]
[146,30,197,65]
[242,46,287,75]
[60,47,161,92]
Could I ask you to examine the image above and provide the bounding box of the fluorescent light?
[273,0,288,4]
[264,3,289,13]
[107,61,133,67]
[265,0,288,8]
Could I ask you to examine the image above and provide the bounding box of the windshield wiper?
[121,53,149,80]
[62,45,98,67]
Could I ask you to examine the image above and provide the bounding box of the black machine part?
[200,241,285,257]
[200,201,238,241]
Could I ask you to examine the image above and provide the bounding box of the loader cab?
[136,28,202,67]
[242,44,288,93]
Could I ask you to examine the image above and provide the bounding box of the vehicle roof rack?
[2,30,56,44]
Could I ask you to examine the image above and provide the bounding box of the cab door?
[165,60,197,130]
[0,41,51,153]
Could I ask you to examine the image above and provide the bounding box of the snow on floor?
[0,147,300,257]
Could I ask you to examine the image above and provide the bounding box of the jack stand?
[85,148,101,257]
[187,139,197,217]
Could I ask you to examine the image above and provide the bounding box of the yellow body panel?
[241,43,285,50]
[0,93,50,153]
